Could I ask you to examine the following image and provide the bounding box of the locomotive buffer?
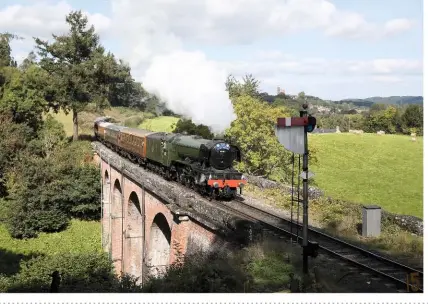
[275,104,318,274]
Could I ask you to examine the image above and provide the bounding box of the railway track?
[215,197,423,293]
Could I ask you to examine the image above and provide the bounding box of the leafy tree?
[401,104,423,135]
[39,114,67,158]
[225,73,260,99]
[225,95,291,177]
[0,112,32,196]
[296,91,307,104]
[35,11,123,141]
[142,94,161,114]
[4,137,100,238]
[4,151,70,238]
[107,60,146,109]
[363,105,401,134]
[19,51,37,71]
[172,118,214,139]
[0,33,20,67]
[0,65,54,132]
[369,103,388,112]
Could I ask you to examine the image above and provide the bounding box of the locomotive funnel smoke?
[142,51,236,134]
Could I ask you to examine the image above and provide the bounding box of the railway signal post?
[275,104,317,274]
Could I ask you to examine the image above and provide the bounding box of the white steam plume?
[109,0,237,134]
[142,51,236,134]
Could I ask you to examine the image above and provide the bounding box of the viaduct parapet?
[91,142,258,282]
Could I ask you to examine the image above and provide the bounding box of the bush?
[5,252,120,292]
[7,207,69,239]
[4,140,100,238]
[143,251,249,292]
[143,112,156,119]
[0,112,33,196]
[124,115,144,128]
[172,118,214,139]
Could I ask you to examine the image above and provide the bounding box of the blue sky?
[0,0,424,100]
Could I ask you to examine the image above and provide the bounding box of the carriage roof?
[105,123,127,132]
[120,127,158,137]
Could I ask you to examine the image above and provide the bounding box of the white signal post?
[275,104,315,274]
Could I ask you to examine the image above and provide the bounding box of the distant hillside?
[337,96,423,107]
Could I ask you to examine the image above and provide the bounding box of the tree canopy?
[35,10,137,140]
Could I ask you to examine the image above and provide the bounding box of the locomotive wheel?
[209,188,218,201]
[164,169,171,181]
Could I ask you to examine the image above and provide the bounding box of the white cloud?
[371,76,403,83]
[384,18,415,35]
[0,0,421,114]
[105,0,419,121]
[0,1,111,38]
[0,0,111,63]
[110,0,414,52]
[222,52,422,79]
[219,52,421,97]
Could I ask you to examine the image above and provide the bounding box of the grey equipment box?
[362,205,381,237]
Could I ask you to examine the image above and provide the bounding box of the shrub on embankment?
[143,240,315,293]
[245,175,423,261]
[0,113,101,239]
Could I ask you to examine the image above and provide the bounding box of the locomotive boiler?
[94,117,246,199]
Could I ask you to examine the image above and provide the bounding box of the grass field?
[309,133,423,217]
[139,116,179,132]
[43,110,76,137]
[0,220,101,256]
[0,220,101,276]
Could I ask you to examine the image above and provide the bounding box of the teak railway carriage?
[94,117,247,199]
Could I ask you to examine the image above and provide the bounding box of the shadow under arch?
[101,170,111,251]
[104,170,110,184]
[147,213,172,278]
[111,178,123,273]
[125,191,143,281]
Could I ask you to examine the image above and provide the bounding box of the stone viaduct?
[91,142,257,283]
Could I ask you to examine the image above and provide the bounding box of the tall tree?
[402,104,423,129]
[225,73,260,99]
[108,60,146,108]
[401,104,423,135]
[172,118,214,139]
[0,33,21,67]
[296,91,307,105]
[225,95,292,177]
[0,65,54,132]
[19,51,37,71]
[35,11,117,141]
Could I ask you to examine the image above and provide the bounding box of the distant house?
[313,106,331,114]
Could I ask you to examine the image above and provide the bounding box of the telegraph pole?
[275,104,318,276]
[301,104,309,274]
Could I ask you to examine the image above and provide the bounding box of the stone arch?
[124,191,143,281]
[147,213,171,277]
[111,179,123,273]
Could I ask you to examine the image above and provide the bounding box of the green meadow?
[309,133,423,217]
